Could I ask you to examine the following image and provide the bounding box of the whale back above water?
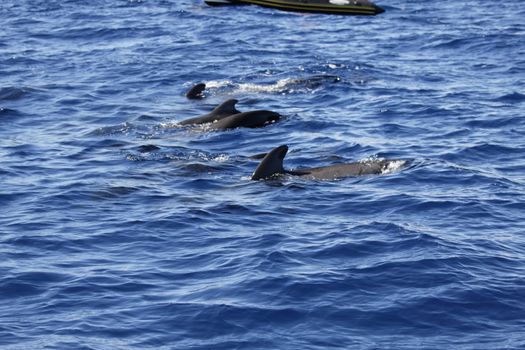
[180,99,240,125]
[297,161,389,179]
[252,145,405,180]
[210,110,281,130]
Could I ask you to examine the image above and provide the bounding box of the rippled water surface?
[1,0,525,349]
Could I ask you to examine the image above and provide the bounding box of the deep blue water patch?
[1,0,525,349]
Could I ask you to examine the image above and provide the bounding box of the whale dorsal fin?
[213,99,240,115]
[179,99,240,126]
[251,145,288,180]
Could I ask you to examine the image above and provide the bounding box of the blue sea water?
[1,0,525,348]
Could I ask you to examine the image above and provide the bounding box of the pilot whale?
[252,145,405,180]
[179,99,241,125]
[208,110,280,130]
[180,99,281,130]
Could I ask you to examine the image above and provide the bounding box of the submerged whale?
[183,75,340,98]
[180,99,281,130]
[252,145,405,180]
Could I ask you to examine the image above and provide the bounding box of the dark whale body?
[208,110,280,130]
[252,145,404,180]
[180,99,281,130]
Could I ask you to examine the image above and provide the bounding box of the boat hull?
[237,0,384,16]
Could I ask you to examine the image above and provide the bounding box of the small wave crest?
[0,87,34,101]
[494,92,525,103]
[87,122,135,136]
[0,107,22,120]
[125,147,230,163]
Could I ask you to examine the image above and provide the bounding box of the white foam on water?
[382,160,407,174]
[159,121,181,128]
[359,155,380,163]
[236,78,296,93]
[356,156,407,175]
[212,154,230,162]
[204,77,318,95]
[205,80,235,88]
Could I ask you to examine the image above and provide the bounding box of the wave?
[494,92,525,103]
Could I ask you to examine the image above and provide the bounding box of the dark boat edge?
[205,0,385,16]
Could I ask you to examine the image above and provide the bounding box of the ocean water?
[1,0,525,349]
